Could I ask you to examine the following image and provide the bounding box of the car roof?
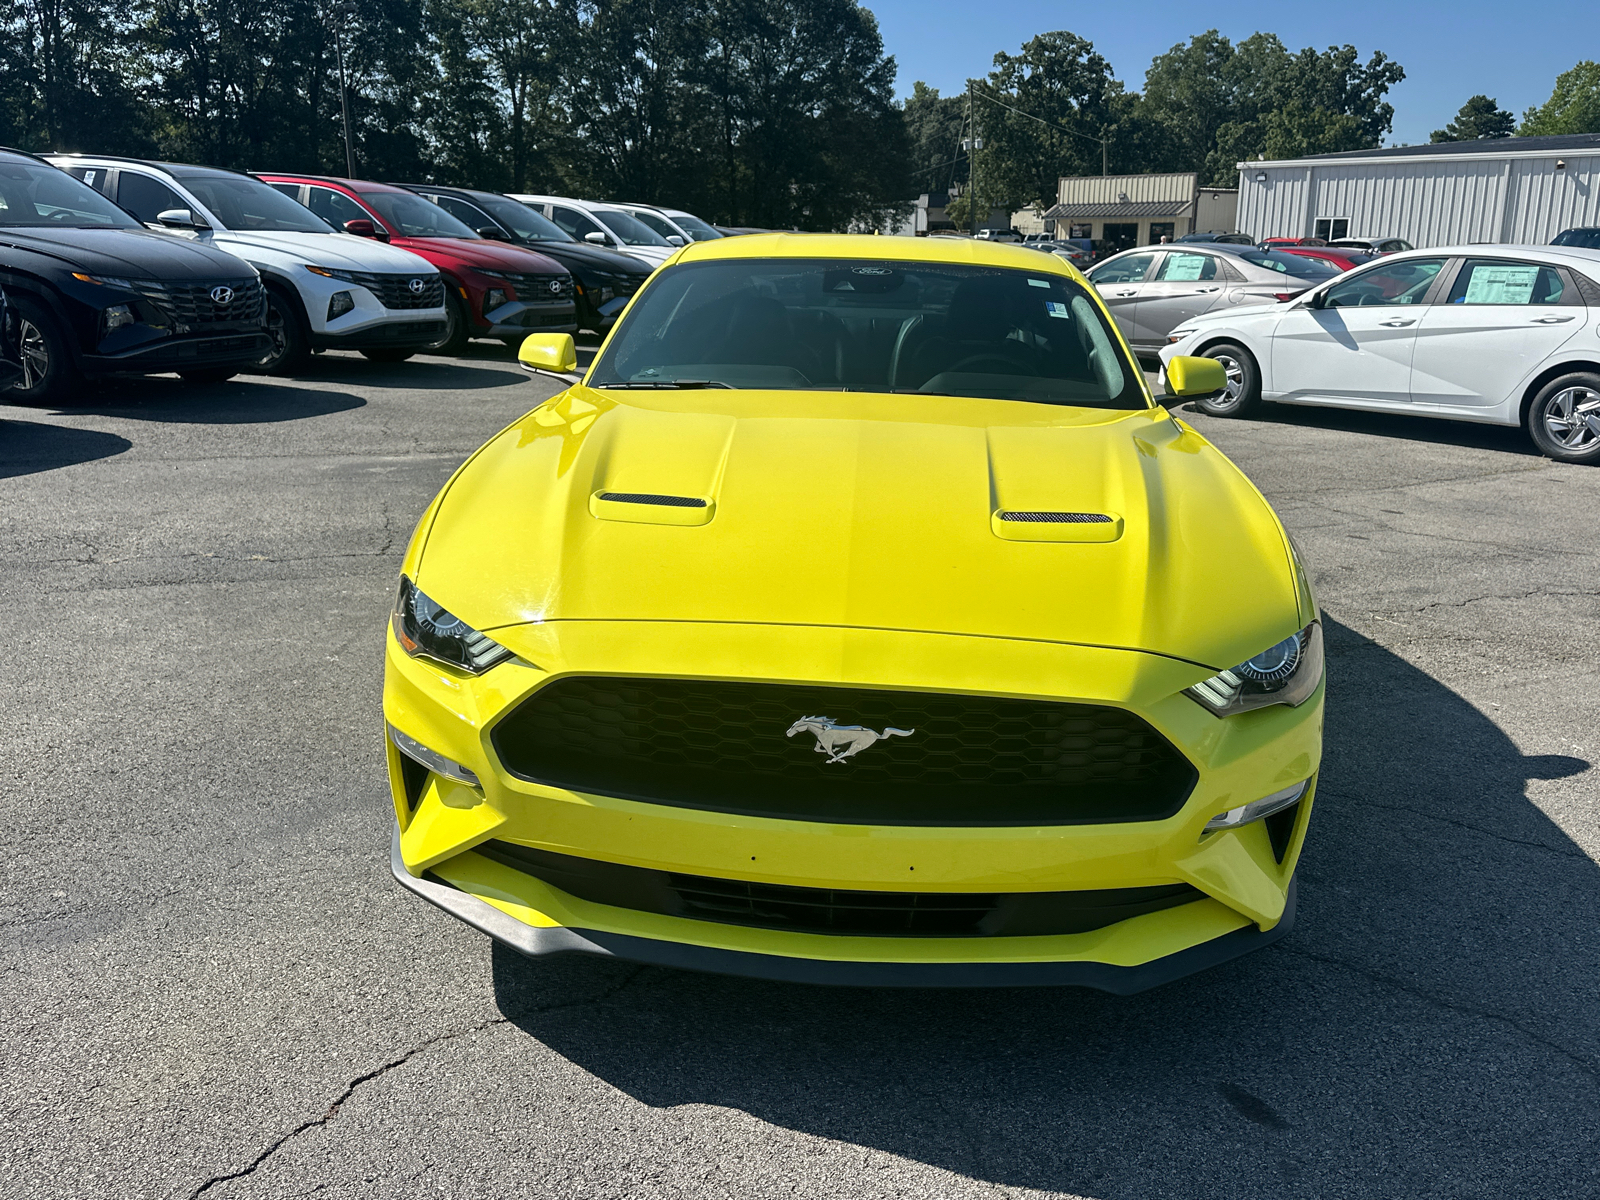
[46,153,247,180]
[256,173,409,195]
[667,231,1086,274]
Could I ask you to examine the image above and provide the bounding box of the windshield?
[592,208,670,247]
[0,162,140,229]
[1232,251,1341,279]
[668,212,723,240]
[1554,228,1600,249]
[476,195,572,243]
[588,258,1145,407]
[177,174,332,232]
[363,191,480,238]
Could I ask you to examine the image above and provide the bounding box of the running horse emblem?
[785,715,914,764]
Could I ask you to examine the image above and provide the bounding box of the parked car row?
[0,145,724,402]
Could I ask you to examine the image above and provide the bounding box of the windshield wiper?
[601,379,735,390]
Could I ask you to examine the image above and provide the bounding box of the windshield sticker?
[1463,264,1539,304]
[1028,278,1052,288]
[1045,300,1070,318]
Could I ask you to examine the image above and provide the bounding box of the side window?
[116,172,188,223]
[1323,258,1447,308]
[1154,252,1218,282]
[267,183,301,201]
[305,185,370,229]
[550,205,602,240]
[65,166,113,196]
[1088,253,1157,285]
[436,196,490,229]
[632,210,676,239]
[1446,260,1567,306]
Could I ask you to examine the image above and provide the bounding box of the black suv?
[0,149,270,402]
[395,184,651,333]
[1552,228,1600,249]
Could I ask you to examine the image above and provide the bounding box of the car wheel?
[178,368,237,384]
[361,349,415,363]
[1526,372,1600,465]
[8,297,83,405]
[425,291,469,355]
[1193,342,1263,417]
[254,287,310,374]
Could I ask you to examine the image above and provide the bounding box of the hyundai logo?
[408,278,426,295]
[209,286,234,305]
[549,279,562,294]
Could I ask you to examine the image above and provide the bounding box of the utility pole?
[965,80,981,237]
[331,5,356,177]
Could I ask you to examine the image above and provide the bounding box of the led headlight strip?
[392,576,513,674]
[1185,622,1323,717]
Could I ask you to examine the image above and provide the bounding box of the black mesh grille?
[998,511,1111,524]
[473,841,1205,937]
[501,272,574,302]
[490,678,1197,825]
[597,492,706,507]
[345,272,445,310]
[138,278,264,326]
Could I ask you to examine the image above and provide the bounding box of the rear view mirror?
[584,231,608,245]
[1163,355,1227,398]
[156,208,208,230]
[342,218,387,241]
[518,333,581,383]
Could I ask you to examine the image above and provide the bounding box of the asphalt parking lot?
[3,349,1597,1200]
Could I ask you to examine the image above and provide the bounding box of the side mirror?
[475,226,503,240]
[157,208,208,230]
[583,231,609,245]
[342,218,387,241]
[665,234,684,246]
[1163,355,1227,398]
[518,332,581,382]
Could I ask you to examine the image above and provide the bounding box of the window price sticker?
[1464,264,1538,305]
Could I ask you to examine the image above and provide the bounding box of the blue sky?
[869,0,1599,146]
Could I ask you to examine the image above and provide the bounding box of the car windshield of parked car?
[0,162,141,228]
[363,191,480,238]
[593,209,671,247]
[175,172,333,233]
[474,195,572,243]
[669,213,723,240]
[588,258,1145,407]
[1553,228,1600,249]
[1322,258,1446,307]
[1232,251,1341,279]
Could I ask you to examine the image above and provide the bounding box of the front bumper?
[83,331,273,374]
[384,619,1322,990]
[483,299,577,339]
[312,320,447,352]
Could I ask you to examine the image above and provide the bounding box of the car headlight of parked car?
[305,265,358,283]
[1168,326,1199,344]
[1185,622,1323,717]
[392,576,514,674]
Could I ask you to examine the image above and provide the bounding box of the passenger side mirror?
[518,332,581,383]
[1163,355,1227,398]
[475,226,503,240]
[665,234,685,246]
[342,218,388,241]
[156,208,209,230]
[583,231,609,245]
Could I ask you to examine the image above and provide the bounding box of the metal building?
[1236,132,1600,247]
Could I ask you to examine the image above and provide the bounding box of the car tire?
[361,349,415,363]
[178,368,237,384]
[8,296,84,405]
[1526,371,1600,465]
[255,286,311,375]
[425,291,469,355]
[1193,341,1263,417]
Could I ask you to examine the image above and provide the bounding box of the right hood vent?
[992,509,1123,543]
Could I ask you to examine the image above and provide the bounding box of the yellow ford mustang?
[384,234,1323,992]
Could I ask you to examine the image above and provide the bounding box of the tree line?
[3,2,1597,232]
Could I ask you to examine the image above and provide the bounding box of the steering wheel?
[944,350,1033,376]
[47,209,77,222]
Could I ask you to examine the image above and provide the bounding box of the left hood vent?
[590,490,715,527]
[992,509,1123,543]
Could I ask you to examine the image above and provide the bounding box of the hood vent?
[598,492,708,508]
[992,508,1123,544]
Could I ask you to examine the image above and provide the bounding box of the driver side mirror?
[1163,355,1228,398]
[475,226,503,240]
[665,234,685,247]
[583,231,609,245]
[342,218,388,241]
[156,208,209,230]
[518,332,581,383]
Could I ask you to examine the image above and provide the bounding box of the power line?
[970,83,1109,175]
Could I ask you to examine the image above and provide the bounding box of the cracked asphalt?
[2,348,1597,1199]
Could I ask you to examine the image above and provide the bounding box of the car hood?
[515,240,652,277]
[0,226,258,279]
[209,230,436,272]
[415,390,1302,671]
[394,237,565,275]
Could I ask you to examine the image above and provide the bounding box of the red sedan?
[1258,236,1329,250]
[1273,246,1376,273]
[257,173,576,354]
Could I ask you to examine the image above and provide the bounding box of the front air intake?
[597,492,708,508]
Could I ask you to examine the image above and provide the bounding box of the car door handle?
[1532,314,1576,323]
[1378,318,1416,327]
[1113,290,1136,297]
[1194,286,1221,293]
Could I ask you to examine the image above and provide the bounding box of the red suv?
[257,174,575,353]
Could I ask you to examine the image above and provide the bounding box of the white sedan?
[1159,245,1600,465]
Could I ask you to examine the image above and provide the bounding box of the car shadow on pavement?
[1186,400,1541,458]
[0,418,133,480]
[294,352,528,390]
[490,616,1596,1198]
[39,379,368,424]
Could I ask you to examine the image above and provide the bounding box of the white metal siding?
[1056,172,1194,206]
[1237,169,1309,239]
[1504,157,1600,242]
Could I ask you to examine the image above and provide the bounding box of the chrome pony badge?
[209,286,234,305]
[786,716,914,764]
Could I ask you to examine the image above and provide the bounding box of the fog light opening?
[387,724,480,788]
[1203,779,1310,836]
[328,291,355,320]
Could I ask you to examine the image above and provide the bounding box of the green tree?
[1520,61,1600,136]
[902,80,967,196]
[1431,95,1514,142]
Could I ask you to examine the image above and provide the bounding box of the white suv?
[49,156,448,371]
[509,195,675,269]
[615,204,724,245]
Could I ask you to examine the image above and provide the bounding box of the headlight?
[73,272,156,291]
[392,577,513,674]
[476,269,510,280]
[1167,327,1197,343]
[1185,622,1323,717]
[305,265,357,283]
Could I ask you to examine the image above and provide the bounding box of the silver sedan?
[1086,245,1343,354]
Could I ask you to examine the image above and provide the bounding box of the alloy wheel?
[1545,386,1600,451]
[259,300,288,367]
[1212,353,1244,405]
[18,318,48,391]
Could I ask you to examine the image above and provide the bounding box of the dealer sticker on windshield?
[1028,278,1052,288]
[1045,300,1070,318]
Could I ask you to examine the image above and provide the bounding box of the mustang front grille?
[489,677,1198,825]
[472,841,1205,937]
